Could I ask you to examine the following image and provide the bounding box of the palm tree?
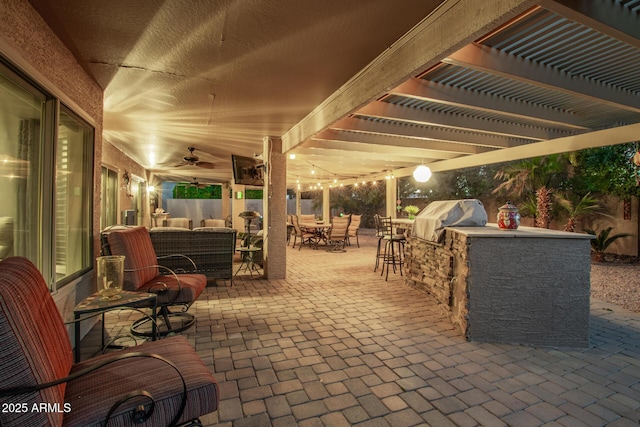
[584,227,632,262]
[557,192,602,232]
[493,155,568,228]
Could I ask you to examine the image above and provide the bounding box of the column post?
[262,136,287,279]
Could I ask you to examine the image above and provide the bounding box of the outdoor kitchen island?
[404,224,593,347]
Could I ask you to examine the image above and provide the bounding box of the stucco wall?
[102,140,150,227]
[583,195,638,257]
[0,0,104,344]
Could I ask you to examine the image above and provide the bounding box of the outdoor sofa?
[149,227,237,284]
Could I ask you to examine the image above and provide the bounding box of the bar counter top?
[443,223,594,239]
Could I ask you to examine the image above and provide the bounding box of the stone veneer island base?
[404,224,592,347]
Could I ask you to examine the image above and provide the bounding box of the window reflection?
[0,69,44,267]
[0,62,94,288]
[55,106,93,282]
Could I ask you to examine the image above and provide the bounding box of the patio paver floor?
[82,232,640,426]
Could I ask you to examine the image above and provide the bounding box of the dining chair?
[346,213,362,247]
[327,215,351,252]
[299,214,317,224]
[0,256,218,427]
[290,215,316,251]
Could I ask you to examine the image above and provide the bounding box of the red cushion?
[139,272,206,305]
[107,227,159,291]
[64,336,218,427]
[0,257,73,427]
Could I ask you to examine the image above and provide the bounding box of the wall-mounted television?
[231,154,264,186]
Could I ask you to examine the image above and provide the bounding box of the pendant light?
[413,165,432,183]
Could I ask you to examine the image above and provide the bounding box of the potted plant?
[403,205,420,220]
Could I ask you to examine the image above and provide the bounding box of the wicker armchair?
[0,256,218,427]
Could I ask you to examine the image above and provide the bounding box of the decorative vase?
[408,214,415,220]
[96,255,125,300]
[497,201,520,230]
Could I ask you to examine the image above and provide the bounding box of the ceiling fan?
[173,147,215,169]
[188,177,210,188]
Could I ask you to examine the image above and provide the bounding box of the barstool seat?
[379,216,406,281]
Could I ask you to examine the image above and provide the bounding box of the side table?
[74,290,157,362]
[235,246,262,278]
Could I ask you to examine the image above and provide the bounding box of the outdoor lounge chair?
[105,226,207,336]
[0,256,218,427]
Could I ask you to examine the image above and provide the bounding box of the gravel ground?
[591,262,640,312]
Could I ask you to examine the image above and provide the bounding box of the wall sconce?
[123,170,133,198]
[235,191,244,199]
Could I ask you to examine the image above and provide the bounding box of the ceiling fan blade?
[196,161,215,169]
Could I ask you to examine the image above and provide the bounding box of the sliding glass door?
[0,60,94,289]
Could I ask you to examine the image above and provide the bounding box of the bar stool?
[373,214,385,272]
[379,216,406,281]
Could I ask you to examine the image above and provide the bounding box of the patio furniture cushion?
[64,336,218,427]
[106,227,160,291]
[0,257,73,426]
[0,256,218,427]
[136,272,205,306]
[201,219,226,228]
[163,218,193,229]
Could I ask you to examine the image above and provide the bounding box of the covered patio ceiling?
[284,0,640,188]
[28,0,640,188]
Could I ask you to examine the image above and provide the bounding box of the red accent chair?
[0,256,218,426]
[105,226,207,336]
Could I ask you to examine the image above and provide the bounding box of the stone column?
[221,182,231,221]
[231,183,245,232]
[322,187,330,221]
[263,136,286,279]
[386,177,398,217]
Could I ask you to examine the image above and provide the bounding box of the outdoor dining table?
[300,222,331,248]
